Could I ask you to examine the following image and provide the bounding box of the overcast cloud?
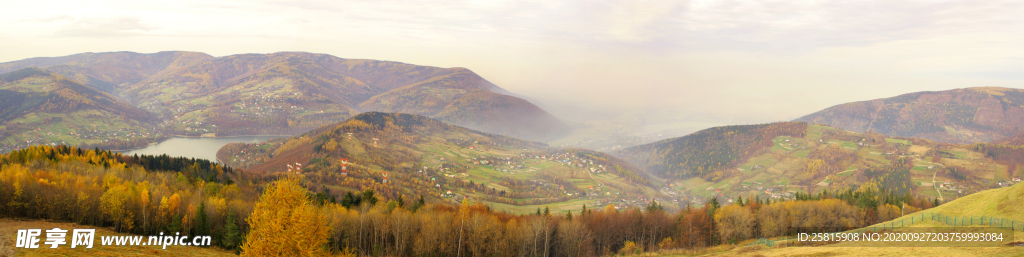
[2,0,1022,128]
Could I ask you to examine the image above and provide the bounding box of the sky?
[2,0,1023,129]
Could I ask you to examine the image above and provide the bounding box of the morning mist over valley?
[2,1,1024,257]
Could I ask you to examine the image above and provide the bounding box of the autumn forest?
[1,145,940,256]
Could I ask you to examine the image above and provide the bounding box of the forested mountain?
[0,68,160,151]
[795,87,1024,144]
[218,112,651,209]
[614,122,807,179]
[0,51,571,146]
[615,121,1024,205]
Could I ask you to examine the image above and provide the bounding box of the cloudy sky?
[2,0,1023,127]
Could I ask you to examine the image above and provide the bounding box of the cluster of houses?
[227,89,308,121]
[464,151,613,175]
[593,195,668,210]
[701,182,795,204]
[227,142,277,167]
[996,177,1020,188]
[182,121,216,133]
[1,125,161,153]
[525,152,608,173]
[938,180,969,194]
[65,127,155,141]
[470,155,525,173]
[440,190,470,202]
[781,138,808,149]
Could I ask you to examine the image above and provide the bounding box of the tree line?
[0,145,257,251]
[1,145,940,256]
[242,174,938,257]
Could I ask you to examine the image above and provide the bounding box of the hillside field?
[621,123,1023,209]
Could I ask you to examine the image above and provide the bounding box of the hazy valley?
[3,51,1024,256]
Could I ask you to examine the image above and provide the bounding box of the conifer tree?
[196,201,209,238]
[241,175,331,257]
[222,210,241,250]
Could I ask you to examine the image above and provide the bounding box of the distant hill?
[217,112,651,211]
[0,68,159,150]
[0,51,213,94]
[614,122,807,180]
[0,51,570,142]
[614,121,1024,203]
[796,87,1024,144]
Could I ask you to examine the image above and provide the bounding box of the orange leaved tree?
[241,175,332,256]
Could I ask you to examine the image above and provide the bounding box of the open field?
[885,138,912,146]
[481,199,596,215]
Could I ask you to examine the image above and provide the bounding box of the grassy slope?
[0,219,234,257]
[926,182,1024,221]
[656,184,1024,256]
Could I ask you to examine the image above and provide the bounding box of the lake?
[117,136,285,163]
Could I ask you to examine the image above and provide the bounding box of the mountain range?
[0,51,571,150]
[6,50,1024,208]
[796,87,1024,144]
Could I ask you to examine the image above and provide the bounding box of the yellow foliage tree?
[325,139,339,152]
[100,183,134,232]
[140,188,150,232]
[241,175,332,257]
[714,204,752,244]
[619,240,640,255]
